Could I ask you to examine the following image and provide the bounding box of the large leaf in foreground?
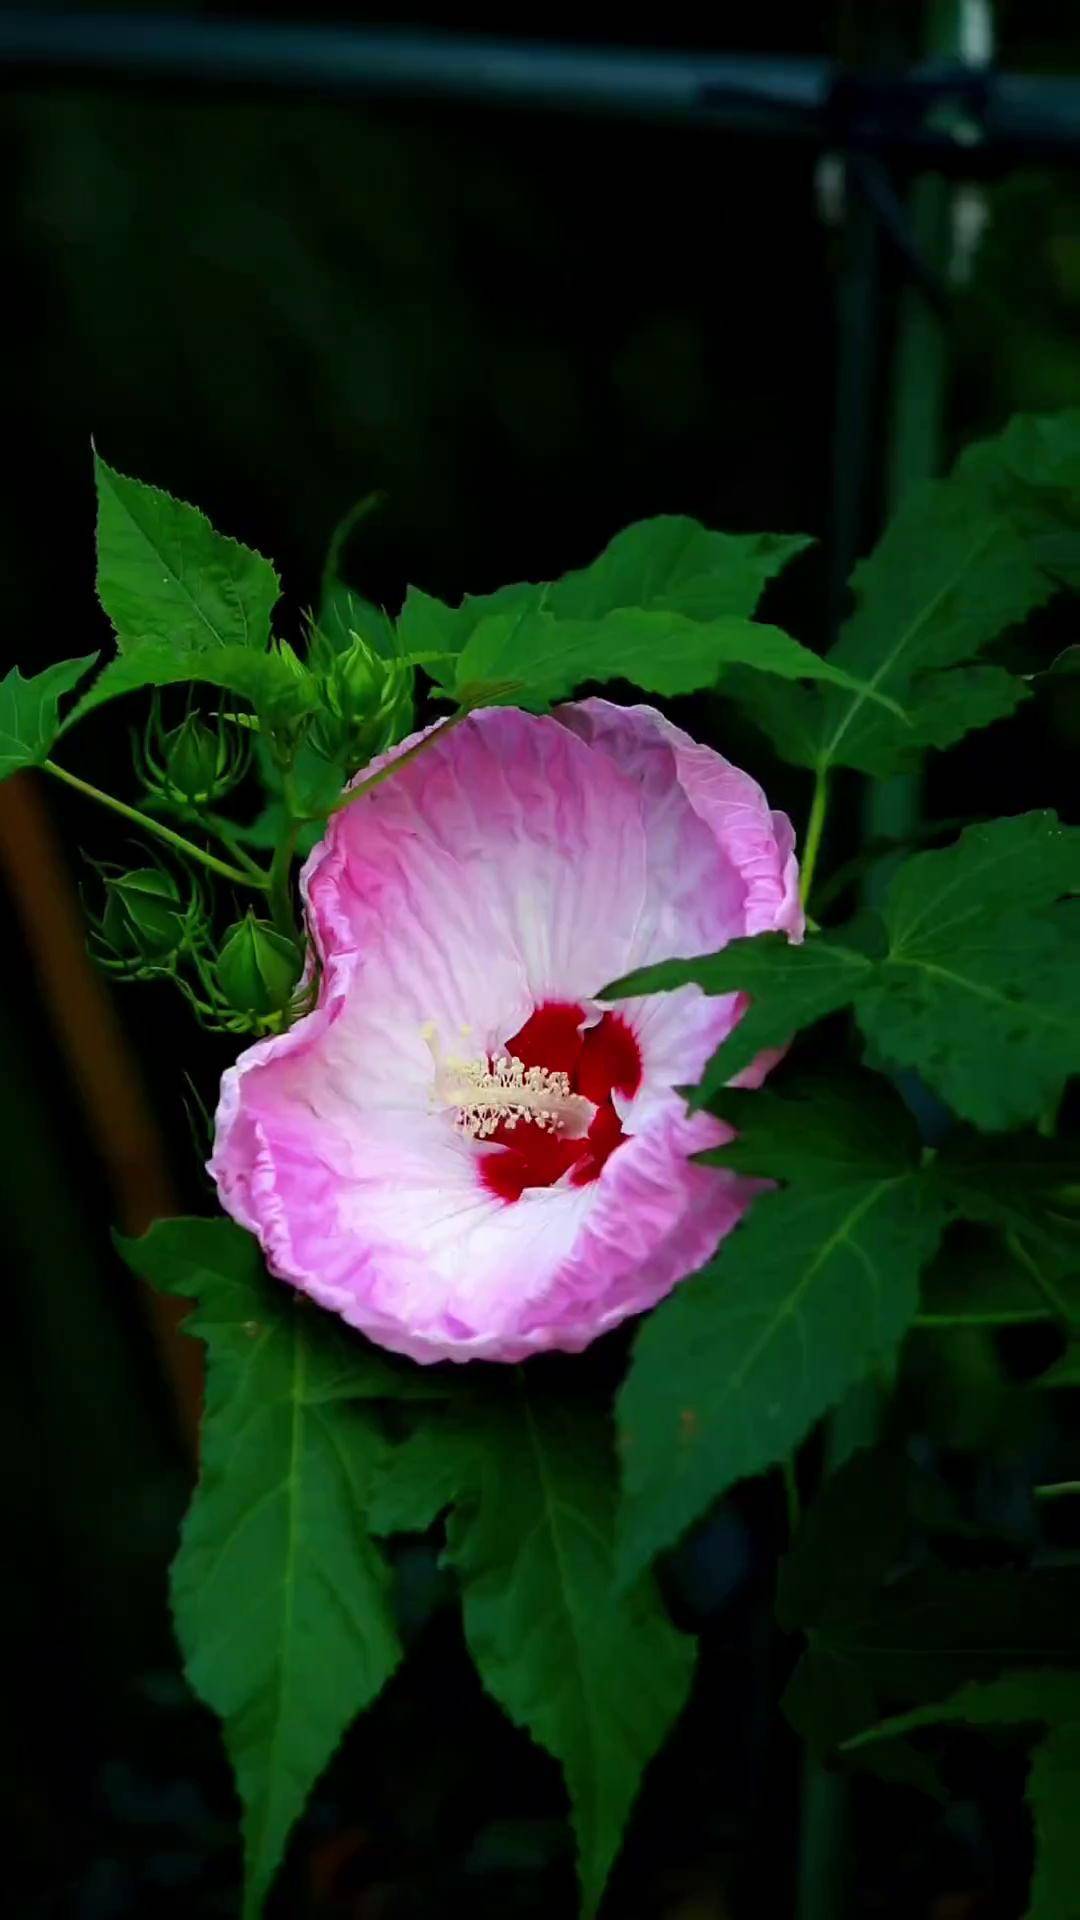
[546,517,810,621]
[398,514,810,660]
[372,1387,694,1919]
[0,655,98,780]
[398,513,899,711]
[616,1082,945,1577]
[446,605,893,711]
[119,1219,405,1920]
[95,454,280,655]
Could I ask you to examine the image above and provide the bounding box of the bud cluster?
[135,699,251,810]
[307,623,413,768]
[88,854,307,1036]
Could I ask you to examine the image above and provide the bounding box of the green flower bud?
[215,913,303,1019]
[309,630,413,765]
[136,697,250,808]
[332,634,384,713]
[101,866,189,961]
[161,713,229,805]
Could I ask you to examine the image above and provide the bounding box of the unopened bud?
[101,866,189,961]
[137,697,250,808]
[215,913,303,1019]
[336,634,385,709]
[161,713,229,805]
[309,630,413,764]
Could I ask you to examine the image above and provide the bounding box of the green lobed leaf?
[731,411,1080,777]
[0,654,98,779]
[844,1671,1080,1750]
[956,406,1080,591]
[368,1420,478,1537]
[812,478,1049,776]
[616,1081,946,1578]
[705,1072,920,1184]
[930,1132,1080,1302]
[65,643,318,731]
[399,515,811,662]
[544,518,811,622]
[398,515,902,713]
[609,815,1080,1132]
[398,580,541,660]
[604,927,875,1100]
[450,1389,695,1919]
[118,1219,409,1920]
[728,662,1028,779]
[897,663,1030,757]
[444,605,899,712]
[95,454,280,656]
[860,815,1080,1130]
[372,1387,694,1918]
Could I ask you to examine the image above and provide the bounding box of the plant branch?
[268,774,303,939]
[327,708,470,815]
[42,759,268,892]
[268,822,301,938]
[800,767,829,909]
[144,797,270,881]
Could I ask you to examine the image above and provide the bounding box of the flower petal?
[210,701,800,1364]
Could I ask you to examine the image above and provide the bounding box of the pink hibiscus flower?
[209,700,802,1364]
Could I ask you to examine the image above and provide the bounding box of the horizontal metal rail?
[1,12,1079,164]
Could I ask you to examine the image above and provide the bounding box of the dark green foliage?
[371,1385,694,1920]
[16,416,1080,1917]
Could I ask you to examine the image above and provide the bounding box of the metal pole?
[865,0,990,883]
[0,14,1075,163]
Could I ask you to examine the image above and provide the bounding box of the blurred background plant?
[6,3,1080,1916]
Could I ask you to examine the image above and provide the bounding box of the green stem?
[799,767,829,908]
[146,798,269,882]
[42,759,268,892]
[1035,1481,1080,1503]
[321,489,386,603]
[212,827,269,882]
[327,708,470,815]
[268,811,302,939]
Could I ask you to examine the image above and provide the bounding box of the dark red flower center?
[479,1001,642,1204]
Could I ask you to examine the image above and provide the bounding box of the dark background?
[5,4,1080,1916]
